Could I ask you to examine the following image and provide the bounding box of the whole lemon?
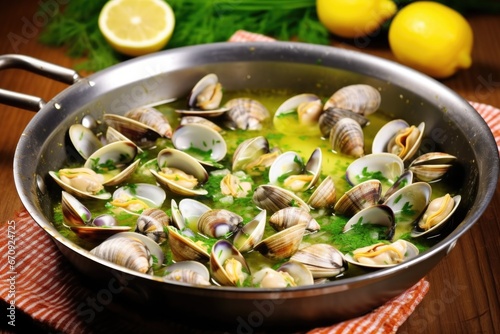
[316,0,397,38]
[388,1,473,78]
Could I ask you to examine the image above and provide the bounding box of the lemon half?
[98,0,175,57]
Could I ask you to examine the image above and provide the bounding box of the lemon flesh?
[388,1,473,78]
[98,0,175,57]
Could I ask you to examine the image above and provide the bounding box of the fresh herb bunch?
[39,0,500,72]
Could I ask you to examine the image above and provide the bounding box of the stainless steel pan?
[3,42,498,332]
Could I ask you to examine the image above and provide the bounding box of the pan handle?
[0,54,81,111]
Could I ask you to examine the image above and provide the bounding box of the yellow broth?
[52,89,458,282]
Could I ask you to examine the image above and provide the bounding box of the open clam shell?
[103,113,163,148]
[233,210,267,252]
[382,170,414,202]
[409,152,457,182]
[210,240,250,286]
[171,123,227,167]
[253,184,310,213]
[372,119,425,162]
[224,97,270,130]
[68,123,103,160]
[150,148,209,196]
[274,93,322,125]
[163,261,211,286]
[345,153,404,191]
[61,191,92,226]
[167,226,210,263]
[50,169,111,200]
[180,116,222,132]
[135,208,170,243]
[411,194,461,238]
[84,140,139,186]
[197,209,243,238]
[290,243,347,278]
[383,182,432,225]
[111,183,166,212]
[343,240,419,268]
[334,180,382,217]
[342,204,396,240]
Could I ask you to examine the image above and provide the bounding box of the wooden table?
[1,2,499,333]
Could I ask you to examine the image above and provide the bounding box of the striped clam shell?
[324,84,381,116]
[329,117,364,158]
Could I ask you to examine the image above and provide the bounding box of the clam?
[136,208,170,243]
[90,236,153,274]
[409,152,457,182]
[125,107,172,138]
[103,113,164,148]
[210,240,250,286]
[108,231,165,268]
[220,173,253,198]
[382,170,414,202]
[345,153,405,191]
[50,168,111,200]
[197,209,243,238]
[334,180,382,217]
[269,207,320,233]
[253,184,310,213]
[233,210,267,252]
[110,183,166,214]
[344,240,419,268]
[372,119,425,162]
[167,226,210,263]
[342,205,396,240]
[61,190,91,226]
[329,117,364,158]
[254,223,307,260]
[411,194,461,238]
[180,116,222,132]
[150,148,208,196]
[324,84,381,116]
[68,123,102,160]
[307,176,337,210]
[318,107,370,137]
[176,73,229,117]
[290,243,347,278]
[170,198,211,231]
[252,262,314,288]
[269,148,322,192]
[224,98,270,130]
[232,136,279,175]
[105,126,143,152]
[163,261,211,286]
[383,182,432,225]
[274,93,322,126]
[171,123,227,167]
[84,141,139,186]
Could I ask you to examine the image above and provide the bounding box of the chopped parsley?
[356,166,389,183]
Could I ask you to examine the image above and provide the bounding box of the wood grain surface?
[0,1,498,333]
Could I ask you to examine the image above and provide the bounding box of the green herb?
[124,183,138,195]
[400,201,416,217]
[90,157,117,173]
[356,166,389,183]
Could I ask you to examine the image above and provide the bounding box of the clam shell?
[83,141,139,186]
[318,107,370,137]
[253,184,310,213]
[68,124,102,160]
[90,236,153,274]
[189,73,223,110]
[343,240,419,268]
[274,93,322,125]
[307,176,337,209]
[225,98,270,130]
[171,123,227,167]
[136,208,170,243]
[324,84,381,116]
[210,240,250,286]
[103,113,163,148]
[383,182,432,225]
[197,209,243,238]
[277,261,314,286]
[409,164,454,183]
[345,153,404,189]
[334,180,382,217]
[180,116,222,132]
[329,117,364,158]
[233,210,267,252]
[254,223,307,260]
[372,119,425,162]
[290,244,347,278]
[167,226,210,263]
[410,152,457,166]
[125,107,172,138]
[112,183,166,210]
[150,148,208,196]
[50,169,111,200]
[411,195,461,238]
[342,205,396,240]
[163,269,211,286]
[61,191,92,226]
[232,136,270,172]
[164,261,210,283]
[269,207,320,233]
[108,231,165,267]
[382,170,414,202]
